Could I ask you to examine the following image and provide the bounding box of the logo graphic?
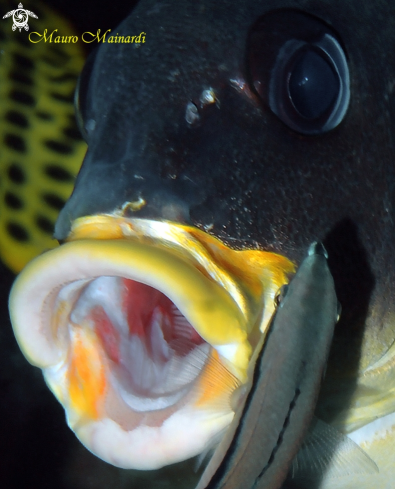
[2,3,38,32]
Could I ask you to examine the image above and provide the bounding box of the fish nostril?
[185,101,200,125]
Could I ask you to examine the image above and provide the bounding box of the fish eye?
[274,284,288,307]
[74,48,98,142]
[247,10,350,135]
[287,45,340,120]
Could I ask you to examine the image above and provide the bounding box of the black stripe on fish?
[256,388,301,481]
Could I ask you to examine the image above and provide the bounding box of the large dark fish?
[6,0,395,488]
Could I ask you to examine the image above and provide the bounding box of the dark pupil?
[288,49,340,120]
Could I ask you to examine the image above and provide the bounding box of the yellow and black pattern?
[0,1,86,273]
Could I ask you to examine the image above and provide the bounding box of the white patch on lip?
[214,343,240,364]
[75,408,235,470]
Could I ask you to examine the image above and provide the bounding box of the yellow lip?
[9,215,294,469]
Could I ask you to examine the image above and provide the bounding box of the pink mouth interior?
[70,277,209,411]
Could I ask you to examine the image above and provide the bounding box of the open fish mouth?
[9,215,294,469]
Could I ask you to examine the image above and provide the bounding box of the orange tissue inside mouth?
[68,327,107,420]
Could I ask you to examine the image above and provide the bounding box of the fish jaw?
[9,216,294,469]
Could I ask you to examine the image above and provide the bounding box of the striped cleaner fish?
[6,0,395,488]
[0,0,86,273]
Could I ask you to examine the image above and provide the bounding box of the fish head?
[58,0,394,376]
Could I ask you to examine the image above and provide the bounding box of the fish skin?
[54,0,395,389]
[198,243,338,489]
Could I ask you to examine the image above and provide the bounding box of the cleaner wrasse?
[6,0,395,487]
[197,242,339,489]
